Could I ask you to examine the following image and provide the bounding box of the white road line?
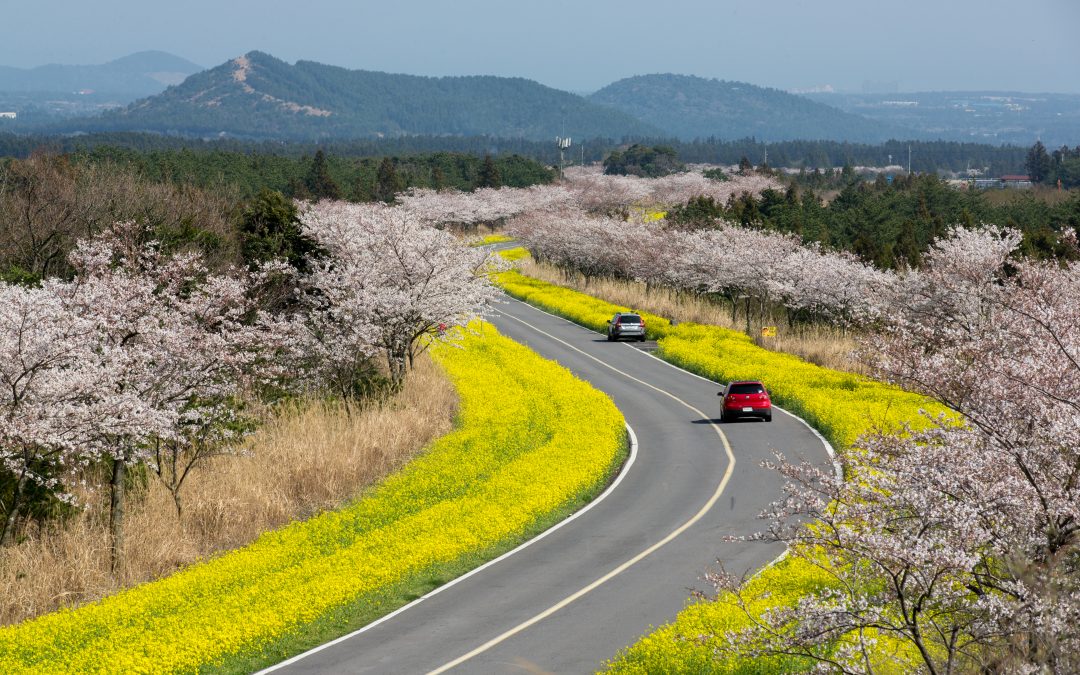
[500,294,842,480]
[493,294,842,619]
[625,341,842,480]
[426,309,736,674]
[255,432,640,672]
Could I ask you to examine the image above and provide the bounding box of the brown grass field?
[0,354,457,626]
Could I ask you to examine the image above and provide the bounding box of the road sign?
[761,326,777,338]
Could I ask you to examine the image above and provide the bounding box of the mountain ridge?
[0,51,204,95]
[588,73,909,142]
[69,51,661,141]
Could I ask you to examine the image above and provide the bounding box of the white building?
[0,112,16,119]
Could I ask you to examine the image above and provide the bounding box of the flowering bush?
[0,323,625,673]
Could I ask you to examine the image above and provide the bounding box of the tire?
[638,335,646,342]
[765,411,773,422]
[720,411,730,423]
[606,333,614,342]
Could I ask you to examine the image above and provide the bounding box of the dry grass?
[519,258,864,373]
[980,186,1077,207]
[0,354,457,627]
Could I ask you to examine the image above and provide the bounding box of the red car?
[719,380,772,422]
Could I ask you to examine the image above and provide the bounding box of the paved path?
[265,295,832,674]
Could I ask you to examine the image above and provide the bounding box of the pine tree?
[375,157,404,203]
[1025,141,1051,183]
[431,166,447,190]
[477,154,501,188]
[305,149,341,200]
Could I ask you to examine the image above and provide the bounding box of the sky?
[2,0,1079,94]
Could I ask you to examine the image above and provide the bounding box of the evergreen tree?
[1025,141,1051,183]
[431,165,447,190]
[305,149,341,200]
[239,189,318,271]
[477,154,502,188]
[375,157,404,203]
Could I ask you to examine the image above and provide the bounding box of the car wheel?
[606,333,614,342]
[765,412,772,422]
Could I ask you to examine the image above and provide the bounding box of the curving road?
[263,295,833,674]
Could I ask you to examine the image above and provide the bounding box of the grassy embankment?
[0,323,627,674]
[1,356,456,627]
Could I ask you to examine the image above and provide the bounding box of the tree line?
[1026,140,1080,188]
[0,131,1037,175]
[671,172,1080,269]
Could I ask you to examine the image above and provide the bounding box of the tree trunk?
[0,467,29,546]
[387,347,408,391]
[109,455,126,574]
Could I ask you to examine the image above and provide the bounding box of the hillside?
[64,52,661,141]
[803,90,1080,147]
[0,51,203,96]
[589,74,907,142]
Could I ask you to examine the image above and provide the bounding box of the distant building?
[1001,175,1033,188]
[0,112,16,119]
[966,175,1033,190]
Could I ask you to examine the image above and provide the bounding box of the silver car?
[606,312,646,342]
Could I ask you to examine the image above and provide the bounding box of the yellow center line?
[427,307,735,674]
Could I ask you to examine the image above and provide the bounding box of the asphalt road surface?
[264,295,834,674]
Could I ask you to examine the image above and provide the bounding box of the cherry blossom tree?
[400,185,574,229]
[711,225,1080,673]
[64,224,291,568]
[299,200,501,390]
[1,222,292,566]
[0,281,111,544]
[508,208,893,326]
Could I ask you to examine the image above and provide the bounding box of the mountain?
[0,51,204,96]
[64,52,661,141]
[802,91,1080,148]
[589,74,907,142]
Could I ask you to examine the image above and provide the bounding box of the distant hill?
[589,74,907,142]
[0,51,204,96]
[62,51,661,141]
[802,91,1080,147]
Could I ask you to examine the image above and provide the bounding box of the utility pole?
[908,144,912,174]
[556,136,571,178]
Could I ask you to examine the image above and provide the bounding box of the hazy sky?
[3,0,1078,93]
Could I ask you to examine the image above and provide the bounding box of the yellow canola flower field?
[496,261,942,450]
[491,260,949,673]
[0,323,626,674]
[657,324,947,450]
[496,265,671,341]
[470,233,515,246]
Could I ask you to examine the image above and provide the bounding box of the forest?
[673,172,1080,269]
[0,132,1033,176]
